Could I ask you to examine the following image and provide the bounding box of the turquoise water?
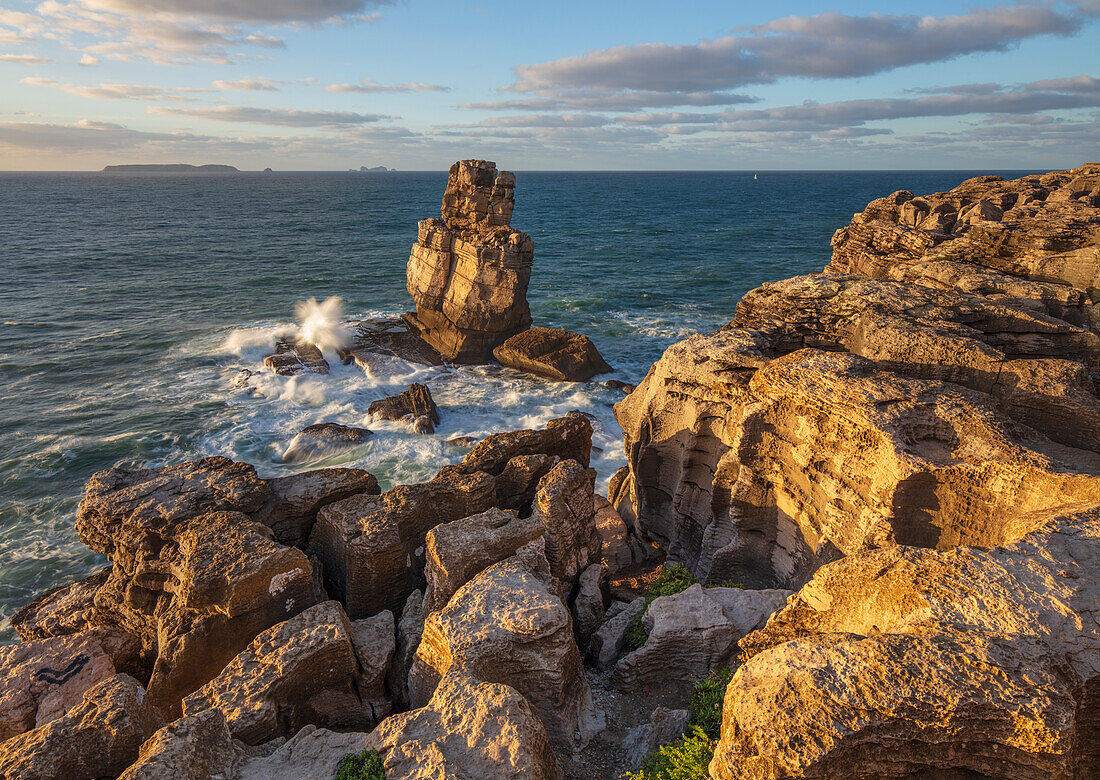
[0,170,1035,642]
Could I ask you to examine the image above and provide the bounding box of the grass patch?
[335,749,386,780]
[625,668,736,779]
[625,565,742,651]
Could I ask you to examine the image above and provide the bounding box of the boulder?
[9,567,114,643]
[117,709,239,780]
[181,601,389,744]
[590,597,645,670]
[615,585,790,689]
[0,674,163,780]
[339,316,444,377]
[493,326,612,382]
[534,460,602,587]
[409,549,603,751]
[263,337,329,376]
[594,495,633,573]
[623,707,691,770]
[710,507,1100,780]
[236,725,371,780]
[367,671,558,780]
[423,507,545,613]
[456,412,593,475]
[367,382,441,434]
[387,589,425,710]
[405,160,535,363]
[0,628,141,742]
[571,563,609,647]
[252,467,380,548]
[281,423,373,463]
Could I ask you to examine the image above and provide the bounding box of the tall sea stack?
[404,160,534,363]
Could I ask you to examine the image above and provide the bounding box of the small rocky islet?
[0,161,1098,780]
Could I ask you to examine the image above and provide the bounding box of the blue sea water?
[0,169,1036,643]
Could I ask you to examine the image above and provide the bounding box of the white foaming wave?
[221,323,296,359]
[295,296,351,359]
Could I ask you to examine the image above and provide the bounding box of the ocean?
[0,169,1035,643]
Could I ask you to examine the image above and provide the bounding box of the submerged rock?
[282,422,373,463]
[339,316,444,376]
[493,326,612,382]
[263,337,329,376]
[367,383,440,434]
[405,160,535,363]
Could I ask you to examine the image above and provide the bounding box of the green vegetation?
[335,749,386,780]
[625,668,735,780]
[624,564,742,651]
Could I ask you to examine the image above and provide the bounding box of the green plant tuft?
[644,564,696,603]
[689,667,733,740]
[335,749,386,780]
[625,725,714,780]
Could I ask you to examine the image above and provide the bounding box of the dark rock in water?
[445,435,478,449]
[493,327,612,382]
[605,379,635,394]
[263,338,329,376]
[283,423,373,463]
[339,317,443,377]
[368,383,440,434]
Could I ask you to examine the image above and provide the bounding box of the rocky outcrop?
[534,460,602,587]
[0,674,163,780]
[263,337,329,376]
[309,414,591,619]
[9,567,113,643]
[590,597,645,670]
[368,671,559,780]
[367,382,440,434]
[409,547,603,751]
[0,628,142,742]
[571,563,609,647]
[405,160,534,363]
[118,709,239,780]
[252,467,380,549]
[615,584,789,689]
[614,169,1100,589]
[710,507,1100,780]
[422,507,545,613]
[282,423,373,464]
[339,316,444,377]
[594,495,633,572]
[387,589,424,710]
[181,601,391,744]
[623,706,691,770]
[494,327,613,382]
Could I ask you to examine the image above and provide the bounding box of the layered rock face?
[614,166,1100,590]
[711,507,1100,779]
[405,160,534,362]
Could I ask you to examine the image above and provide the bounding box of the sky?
[0,0,1098,170]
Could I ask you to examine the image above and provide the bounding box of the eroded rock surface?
[405,160,534,363]
[367,382,440,432]
[711,507,1100,780]
[282,422,373,464]
[118,708,238,780]
[263,337,330,376]
[494,326,612,382]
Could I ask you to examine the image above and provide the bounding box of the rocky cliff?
[404,160,535,363]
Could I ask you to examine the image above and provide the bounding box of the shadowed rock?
[263,337,329,376]
[494,327,612,382]
[282,423,373,463]
[367,383,440,434]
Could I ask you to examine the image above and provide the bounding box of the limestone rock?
[349,609,397,724]
[571,563,609,647]
[423,507,545,613]
[594,495,633,573]
[590,597,645,670]
[710,507,1100,779]
[282,422,373,463]
[409,552,603,751]
[0,628,141,742]
[367,382,440,434]
[493,326,612,382]
[387,589,424,710]
[534,459,602,587]
[263,337,329,376]
[368,671,558,780]
[623,707,691,770]
[117,709,239,780]
[339,316,444,377]
[0,674,163,780]
[405,160,535,363]
[236,725,371,780]
[10,567,113,643]
[456,412,593,476]
[252,467,379,549]
[181,601,386,744]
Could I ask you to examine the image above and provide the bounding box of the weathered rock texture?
[534,460,602,587]
[409,549,603,751]
[309,413,591,619]
[710,507,1100,779]
[405,160,534,362]
[367,382,440,432]
[368,671,559,780]
[181,601,391,744]
[118,708,239,780]
[263,337,329,376]
[494,326,612,382]
[68,457,377,717]
[0,674,163,780]
[614,166,1100,590]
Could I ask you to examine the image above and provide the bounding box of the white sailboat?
[753,173,758,180]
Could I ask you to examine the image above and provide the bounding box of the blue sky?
[1,0,1098,169]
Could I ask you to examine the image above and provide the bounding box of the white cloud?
[0,53,51,63]
[79,53,100,65]
[21,77,199,101]
[149,104,390,126]
[323,79,449,93]
[212,77,281,91]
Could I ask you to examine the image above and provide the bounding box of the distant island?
[102,164,240,173]
[350,165,394,173]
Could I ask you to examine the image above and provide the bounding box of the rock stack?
[404,160,534,363]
